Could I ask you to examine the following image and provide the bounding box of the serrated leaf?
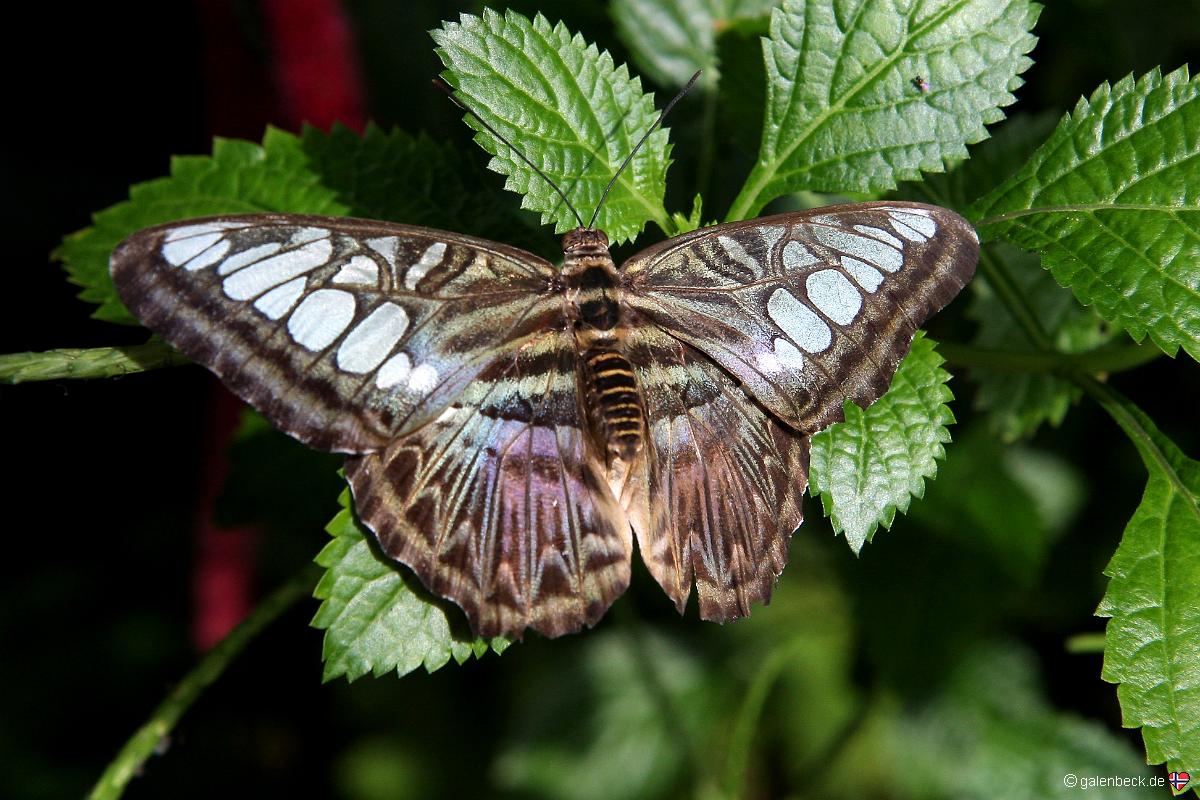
[901,111,1060,211]
[809,332,955,553]
[1094,393,1200,777]
[57,129,348,324]
[726,0,1039,220]
[974,66,1200,362]
[300,123,556,256]
[969,243,1115,440]
[611,0,779,89]
[431,9,672,242]
[311,489,508,682]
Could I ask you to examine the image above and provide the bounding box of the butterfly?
[109,76,978,640]
[110,197,977,639]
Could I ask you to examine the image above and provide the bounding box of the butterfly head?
[562,227,610,256]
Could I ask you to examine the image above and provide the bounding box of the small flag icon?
[1168,772,1191,791]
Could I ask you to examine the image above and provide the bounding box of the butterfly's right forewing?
[623,202,978,434]
[110,214,561,453]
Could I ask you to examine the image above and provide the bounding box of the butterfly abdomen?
[583,347,643,461]
[562,228,644,462]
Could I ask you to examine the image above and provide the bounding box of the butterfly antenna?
[587,69,702,231]
[433,77,586,229]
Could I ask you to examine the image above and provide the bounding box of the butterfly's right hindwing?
[110,214,561,453]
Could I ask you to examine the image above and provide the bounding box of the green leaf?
[726,0,1039,220]
[974,66,1200,361]
[0,340,187,383]
[57,129,348,324]
[299,123,556,256]
[808,332,955,553]
[882,643,1162,800]
[611,0,779,90]
[311,488,508,682]
[431,8,672,242]
[901,111,1060,212]
[969,243,1115,440]
[493,629,712,800]
[907,428,1055,586]
[1092,388,1200,777]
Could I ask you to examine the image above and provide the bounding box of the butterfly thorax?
[561,228,644,464]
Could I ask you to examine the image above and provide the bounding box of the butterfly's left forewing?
[623,202,978,434]
[112,215,630,639]
[110,214,561,453]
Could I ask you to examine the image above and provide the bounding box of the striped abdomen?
[584,348,643,461]
[560,227,644,463]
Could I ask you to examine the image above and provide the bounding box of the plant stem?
[0,339,187,383]
[936,340,1161,374]
[88,566,318,800]
[722,637,807,798]
[975,244,1053,349]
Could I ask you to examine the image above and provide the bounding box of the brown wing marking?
[344,330,632,639]
[109,214,559,453]
[621,326,809,621]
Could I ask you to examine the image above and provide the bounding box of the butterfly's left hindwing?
[345,329,632,639]
[110,214,560,453]
[623,202,978,434]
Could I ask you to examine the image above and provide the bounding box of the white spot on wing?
[163,233,222,266]
[366,236,398,264]
[772,337,805,369]
[286,288,356,351]
[806,269,862,325]
[811,225,903,272]
[217,242,283,275]
[407,364,439,395]
[759,225,786,254]
[887,210,936,242]
[840,256,885,292]
[718,236,758,272]
[405,242,446,291]
[853,225,905,250]
[782,241,820,270]
[182,239,231,272]
[336,303,409,373]
[163,221,248,243]
[332,256,379,286]
[289,227,329,245]
[253,276,306,319]
[222,239,333,300]
[376,352,412,389]
[767,288,831,353]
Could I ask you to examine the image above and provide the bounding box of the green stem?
[975,245,1053,349]
[1065,632,1107,654]
[614,613,708,790]
[0,339,187,383]
[1071,374,1187,488]
[695,85,718,206]
[88,566,318,800]
[722,638,807,798]
[936,340,1161,374]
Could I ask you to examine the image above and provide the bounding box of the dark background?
[3,2,1198,798]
